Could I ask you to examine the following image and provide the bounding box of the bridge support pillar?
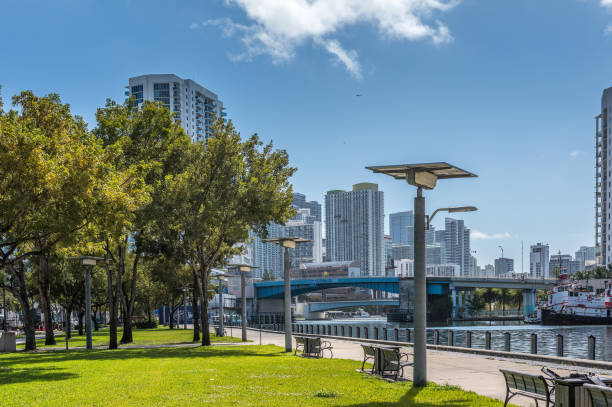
[523,289,537,316]
[450,288,457,318]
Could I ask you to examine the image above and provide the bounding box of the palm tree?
[499,288,510,315]
[466,293,486,315]
[508,289,523,312]
[482,288,499,312]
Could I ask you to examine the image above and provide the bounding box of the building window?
[153,83,170,108]
[131,85,143,105]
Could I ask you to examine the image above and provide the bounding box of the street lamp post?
[229,264,259,342]
[182,288,189,330]
[2,273,7,332]
[262,237,310,353]
[367,162,477,387]
[69,256,104,350]
[211,271,229,337]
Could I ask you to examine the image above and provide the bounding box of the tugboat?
[540,274,612,325]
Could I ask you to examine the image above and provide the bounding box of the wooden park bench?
[294,336,306,355]
[584,384,612,407]
[294,336,333,358]
[361,344,412,381]
[379,347,412,381]
[500,369,553,407]
[361,344,376,374]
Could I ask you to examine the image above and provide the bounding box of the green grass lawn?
[0,344,514,406]
[17,326,242,349]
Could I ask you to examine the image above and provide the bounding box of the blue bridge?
[255,277,400,299]
[306,299,399,312]
[255,276,555,316]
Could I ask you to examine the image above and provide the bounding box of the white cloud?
[471,230,512,240]
[605,23,612,35]
[603,0,612,8]
[199,0,459,77]
[316,38,362,78]
[189,23,200,30]
[569,150,583,158]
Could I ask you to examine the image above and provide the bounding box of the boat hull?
[541,309,612,325]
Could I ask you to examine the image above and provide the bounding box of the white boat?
[539,275,612,325]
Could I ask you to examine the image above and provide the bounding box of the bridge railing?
[278,323,609,367]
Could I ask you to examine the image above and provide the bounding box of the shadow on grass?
[337,386,474,407]
[0,366,78,385]
[0,345,285,371]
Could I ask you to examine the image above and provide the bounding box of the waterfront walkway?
[225,327,608,407]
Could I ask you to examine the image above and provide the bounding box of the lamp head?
[447,206,478,213]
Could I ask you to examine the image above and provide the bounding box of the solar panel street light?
[366,162,477,387]
[68,256,104,350]
[211,272,230,337]
[229,264,259,341]
[262,237,311,352]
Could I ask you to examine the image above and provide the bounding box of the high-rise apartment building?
[249,193,322,279]
[325,183,385,276]
[251,218,323,280]
[292,193,322,222]
[444,217,471,276]
[252,226,282,279]
[596,87,612,265]
[494,257,514,276]
[384,235,393,269]
[390,211,413,245]
[575,246,597,270]
[530,243,550,278]
[469,255,477,276]
[549,253,580,276]
[127,74,225,140]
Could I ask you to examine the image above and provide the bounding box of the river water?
[296,319,612,362]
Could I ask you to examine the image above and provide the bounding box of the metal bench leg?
[504,389,514,407]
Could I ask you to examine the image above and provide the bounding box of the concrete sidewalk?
[224,327,610,407]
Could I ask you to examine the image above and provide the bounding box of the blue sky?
[1,0,612,266]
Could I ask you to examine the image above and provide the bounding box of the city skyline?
[2,0,612,265]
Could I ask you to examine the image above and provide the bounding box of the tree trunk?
[92,306,99,331]
[8,263,36,350]
[105,246,122,350]
[66,306,72,339]
[78,310,84,336]
[38,254,56,345]
[121,310,133,343]
[169,304,175,330]
[120,252,139,344]
[199,269,210,346]
[22,301,36,351]
[192,272,200,342]
[146,301,152,323]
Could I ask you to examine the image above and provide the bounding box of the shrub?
[135,320,158,329]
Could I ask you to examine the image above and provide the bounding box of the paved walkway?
[224,327,612,407]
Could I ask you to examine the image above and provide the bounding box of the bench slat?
[584,384,612,407]
[500,369,550,402]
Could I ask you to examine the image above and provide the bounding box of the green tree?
[481,288,499,312]
[508,289,523,312]
[495,288,510,315]
[176,119,295,346]
[94,98,190,345]
[262,270,276,281]
[466,292,486,314]
[0,91,128,348]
